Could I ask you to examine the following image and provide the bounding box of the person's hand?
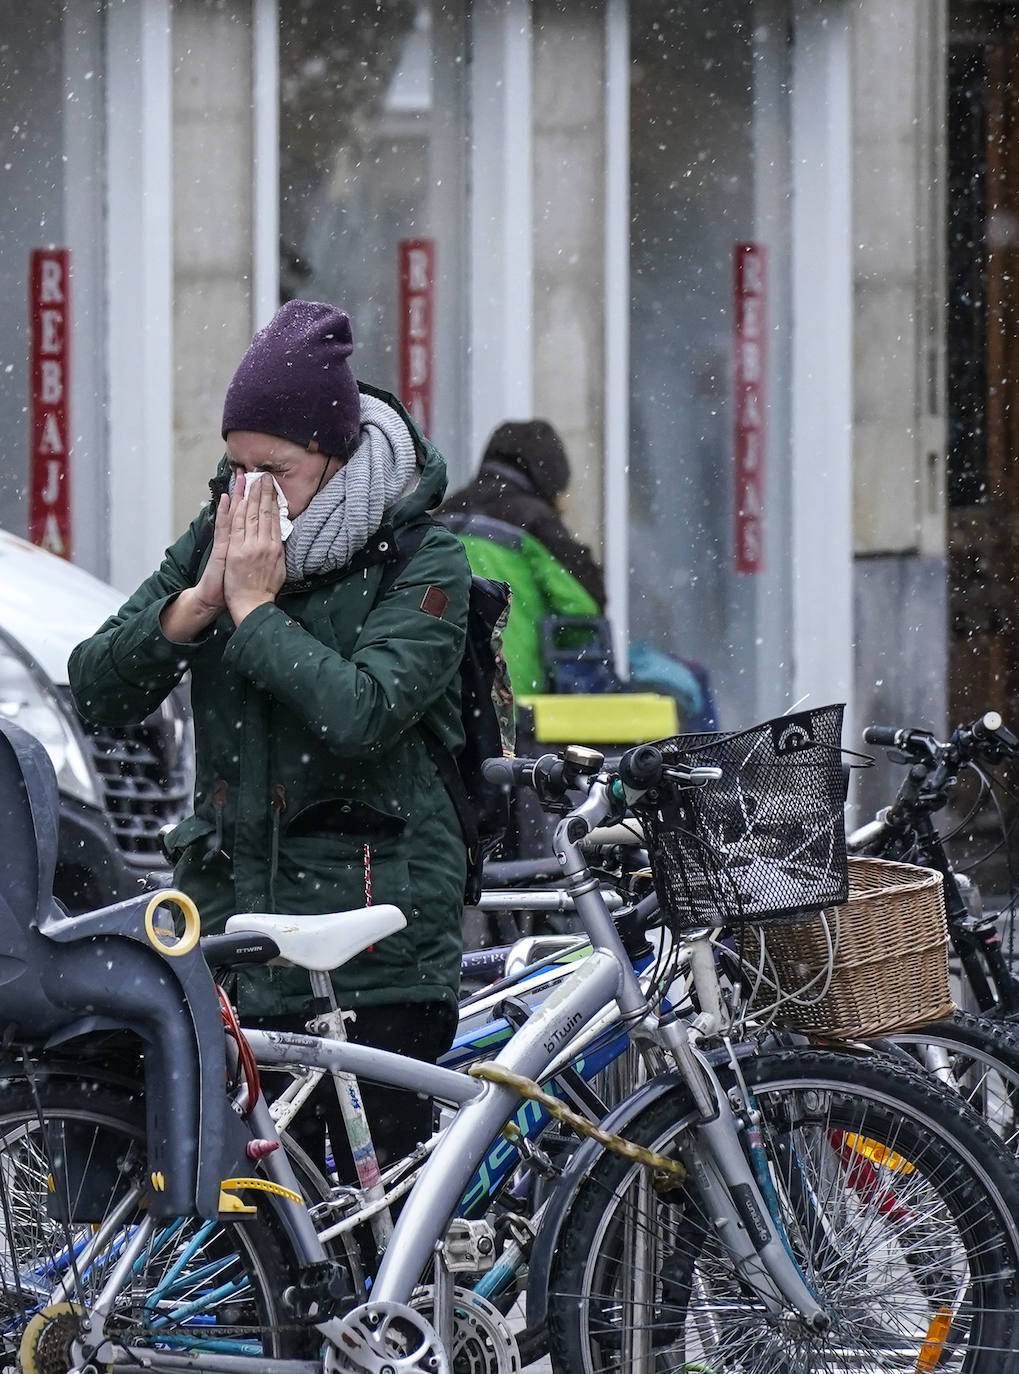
[191,491,231,617]
[159,491,231,644]
[224,471,286,624]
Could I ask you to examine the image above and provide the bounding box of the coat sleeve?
[525,532,602,623]
[221,528,471,758]
[525,509,606,609]
[68,515,211,726]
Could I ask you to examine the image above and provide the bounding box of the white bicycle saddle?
[225,905,406,972]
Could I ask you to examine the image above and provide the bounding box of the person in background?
[439,419,605,693]
[69,299,471,1177]
[441,417,717,728]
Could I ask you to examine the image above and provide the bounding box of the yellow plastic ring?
[144,890,201,958]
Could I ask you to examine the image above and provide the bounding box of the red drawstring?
[219,986,260,1118]
[364,844,374,951]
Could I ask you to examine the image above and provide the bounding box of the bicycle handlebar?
[200,930,280,970]
[617,744,663,791]
[865,712,1019,765]
[482,753,567,793]
[861,709,1019,829]
[482,747,722,816]
[861,725,900,748]
[968,710,1019,753]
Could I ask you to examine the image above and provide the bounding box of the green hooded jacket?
[69,385,471,1017]
[440,516,600,694]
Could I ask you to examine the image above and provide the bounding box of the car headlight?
[0,643,99,807]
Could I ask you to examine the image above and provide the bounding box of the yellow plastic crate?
[517,693,679,745]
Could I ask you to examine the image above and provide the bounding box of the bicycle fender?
[524,1069,691,1332]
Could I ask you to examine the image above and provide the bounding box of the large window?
[278,1,469,472]
[0,2,70,536]
[0,1,106,571]
[627,0,793,725]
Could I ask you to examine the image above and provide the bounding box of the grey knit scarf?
[284,394,418,581]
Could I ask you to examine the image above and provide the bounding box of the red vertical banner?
[399,238,435,434]
[29,249,72,558]
[733,243,766,574]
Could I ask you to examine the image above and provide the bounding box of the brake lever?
[663,765,724,788]
[887,749,916,766]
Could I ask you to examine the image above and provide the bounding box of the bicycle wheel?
[548,1047,1019,1373]
[882,1009,1019,1153]
[0,1074,309,1368]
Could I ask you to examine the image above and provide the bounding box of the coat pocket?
[160,813,218,865]
[275,832,412,918]
[285,799,406,841]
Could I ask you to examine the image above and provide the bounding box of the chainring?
[411,1286,521,1374]
[324,1299,448,1374]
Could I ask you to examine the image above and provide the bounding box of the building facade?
[0,0,950,766]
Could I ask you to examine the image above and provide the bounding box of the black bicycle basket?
[634,704,849,930]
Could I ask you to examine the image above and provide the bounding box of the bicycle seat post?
[304,970,395,1253]
[307,969,341,1023]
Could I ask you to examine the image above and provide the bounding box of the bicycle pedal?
[285,1259,357,1321]
[442,1218,497,1273]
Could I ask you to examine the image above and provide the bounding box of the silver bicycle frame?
[88,765,831,1371]
[246,943,623,1299]
[245,772,827,1329]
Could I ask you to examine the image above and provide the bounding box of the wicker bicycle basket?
[635,704,849,931]
[737,856,955,1039]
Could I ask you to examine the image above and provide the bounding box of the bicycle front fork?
[656,1012,829,1331]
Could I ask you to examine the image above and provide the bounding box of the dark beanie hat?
[482,419,570,502]
[222,300,362,459]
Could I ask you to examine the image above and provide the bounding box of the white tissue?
[243,470,294,541]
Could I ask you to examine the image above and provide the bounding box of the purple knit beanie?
[221,300,362,459]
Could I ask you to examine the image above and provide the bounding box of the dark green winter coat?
[69,385,471,1017]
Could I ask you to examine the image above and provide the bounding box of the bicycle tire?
[548,1047,1019,1373]
[882,1009,1019,1154]
[0,1075,313,1367]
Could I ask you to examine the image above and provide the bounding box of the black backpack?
[376,520,514,905]
[186,515,514,905]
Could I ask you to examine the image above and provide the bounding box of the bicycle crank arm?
[323,1300,449,1374]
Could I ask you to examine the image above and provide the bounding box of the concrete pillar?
[852,0,947,560]
[850,0,948,808]
[64,3,108,578]
[532,0,607,559]
[106,0,174,592]
[469,0,534,464]
[790,0,853,716]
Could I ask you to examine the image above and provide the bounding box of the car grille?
[68,689,194,869]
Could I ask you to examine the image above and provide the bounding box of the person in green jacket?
[439,420,605,693]
[69,299,471,1171]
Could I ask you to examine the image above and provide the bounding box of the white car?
[0,530,193,910]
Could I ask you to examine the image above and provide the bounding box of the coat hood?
[480,419,570,502]
[360,382,450,525]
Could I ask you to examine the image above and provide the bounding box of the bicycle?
[509,732,1019,1372]
[298,728,1019,1352]
[4,713,1019,1372]
[466,803,1019,1166]
[850,709,1019,1016]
